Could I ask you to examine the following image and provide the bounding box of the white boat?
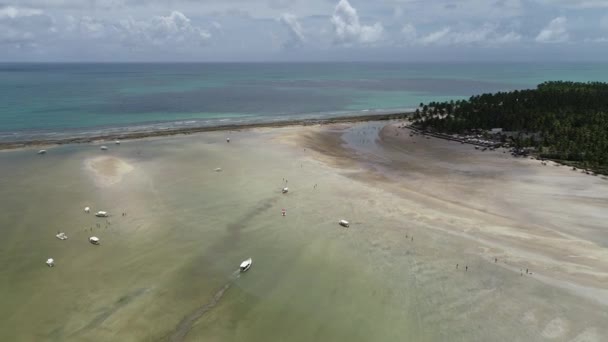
[100,146,108,151]
[214,168,222,172]
[95,211,108,217]
[115,140,120,145]
[89,236,100,245]
[37,149,47,155]
[339,219,350,228]
[240,258,252,272]
[46,258,54,267]
[55,232,68,240]
[84,206,90,213]
[282,187,289,194]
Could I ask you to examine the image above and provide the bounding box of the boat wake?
[167,270,242,342]
[70,288,149,338]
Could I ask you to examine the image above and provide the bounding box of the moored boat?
[240,258,252,272]
[95,211,108,217]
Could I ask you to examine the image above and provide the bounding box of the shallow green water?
[0,132,435,341]
[2,127,607,341]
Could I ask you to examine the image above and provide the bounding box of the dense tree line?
[410,81,608,173]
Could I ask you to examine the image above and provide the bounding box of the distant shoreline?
[0,112,412,151]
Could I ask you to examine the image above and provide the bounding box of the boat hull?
[240,258,252,272]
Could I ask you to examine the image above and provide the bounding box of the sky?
[1,0,608,62]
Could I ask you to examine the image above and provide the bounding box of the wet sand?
[0,121,607,341]
[0,112,410,150]
[296,122,608,339]
[85,156,135,187]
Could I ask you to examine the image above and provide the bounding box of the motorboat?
[339,219,350,228]
[100,146,108,151]
[240,258,252,272]
[46,258,54,267]
[37,150,47,155]
[89,236,100,245]
[84,206,90,213]
[95,211,108,217]
[282,187,289,194]
[55,232,68,240]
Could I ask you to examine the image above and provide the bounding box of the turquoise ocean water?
[2,62,608,142]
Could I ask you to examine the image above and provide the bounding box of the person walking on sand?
[465,265,468,272]
[456,264,459,269]
[495,257,498,263]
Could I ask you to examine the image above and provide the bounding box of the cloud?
[330,0,383,45]
[535,17,569,43]
[0,6,43,18]
[601,14,608,30]
[407,23,521,46]
[584,37,608,43]
[0,6,54,46]
[66,15,106,38]
[115,11,211,46]
[493,31,522,44]
[401,24,416,42]
[534,0,608,9]
[418,28,451,45]
[278,13,304,48]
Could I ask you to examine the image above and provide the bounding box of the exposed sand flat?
[294,121,608,340]
[84,156,134,187]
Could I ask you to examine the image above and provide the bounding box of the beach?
[1,120,607,341]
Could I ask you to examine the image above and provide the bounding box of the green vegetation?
[410,81,608,174]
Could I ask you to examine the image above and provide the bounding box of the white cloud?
[330,0,383,45]
[0,6,53,46]
[0,6,43,19]
[535,16,569,43]
[67,15,106,38]
[401,23,416,42]
[418,28,451,45]
[116,11,211,46]
[278,13,305,48]
[494,31,522,44]
[406,23,521,46]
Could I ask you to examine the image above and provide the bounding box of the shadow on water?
[69,288,149,338]
[166,196,279,342]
